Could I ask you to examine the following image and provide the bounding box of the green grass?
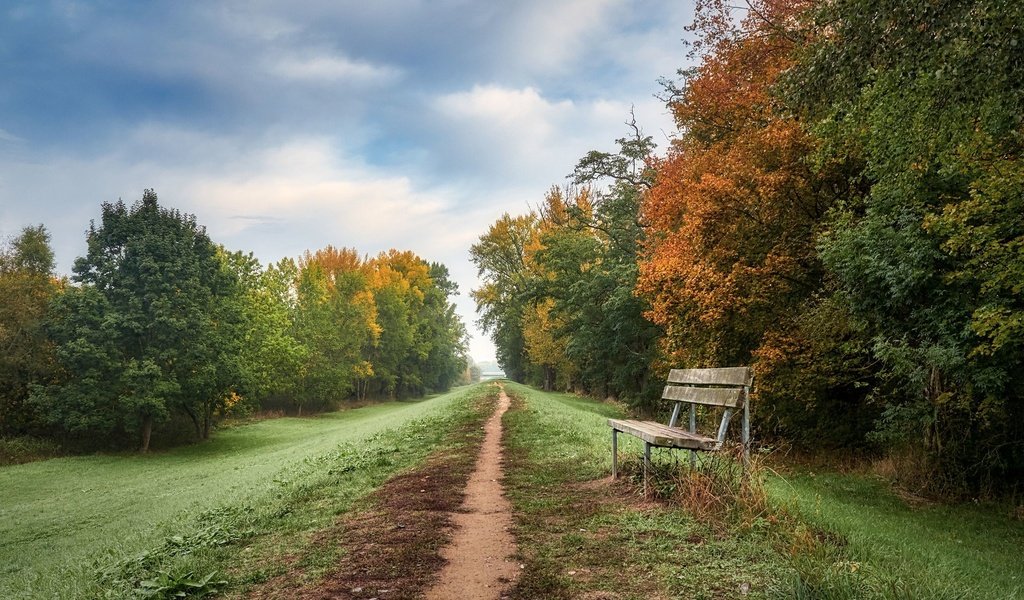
[502,382,1024,600]
[0,383,496,599]
[5,381,1019,599]
[772,471,1024,599]
[501,382,789,599]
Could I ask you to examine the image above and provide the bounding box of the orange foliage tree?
[637,0,875,444]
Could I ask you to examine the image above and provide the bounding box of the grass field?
[501,382,790,599]
[0,384,492,599]
[3,382,1020,599]
[501,382,1024,600]
[774,472,1024,598]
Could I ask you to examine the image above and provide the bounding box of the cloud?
[268,53,403,84]
[434,84,573,138]
[429,84,673,190]
[499,0,621,74]
[0,0,696,362]
[0,127,496,357]
[184,139,451,242]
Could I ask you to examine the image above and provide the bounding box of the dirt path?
[424,387,518,600]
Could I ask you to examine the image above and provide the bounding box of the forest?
[471,0,1024,498]
[0,190,470,453]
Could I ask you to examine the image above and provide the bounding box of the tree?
[553,122,663,403]
[222,251,307,411]
[294,246,378,411]
[472,123,664,400]
[32,190,243,451]
[632,0,881,445]
[366,251,466,398]
[522,298,573,391]
[419,263,469,393]
[782,0,1024,491]
[471,214,539,382]
[0,226,60,435]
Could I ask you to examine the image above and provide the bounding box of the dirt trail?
[424,387,518,600]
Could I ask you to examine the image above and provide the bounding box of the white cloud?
[431,84,673,189]
[184,139,449,242]
[434,84,573,139]
[500,0,621,74]
[268,53,403,84]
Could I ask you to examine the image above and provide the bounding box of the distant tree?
[367,250,426,397]
[420,263,469,392]
[365,251,467,398]
[0,225,60,435]
[294,246,378,411]
[222,251,307,411]
[470,214,538,382]
[32,191,243,451]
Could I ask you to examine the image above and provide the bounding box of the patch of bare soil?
[424,388,519,599]
[247,403,490,600]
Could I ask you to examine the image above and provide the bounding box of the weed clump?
[0,435,62,465]
[615,447,928,598]
[616,445,771,526]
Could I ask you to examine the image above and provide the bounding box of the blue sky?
[0,0,694,362]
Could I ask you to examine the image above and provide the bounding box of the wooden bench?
[608,367,753,494]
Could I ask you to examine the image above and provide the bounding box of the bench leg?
[611,429,618,479]
[742,398,751,474]
[690,404,697,470]
[643,442,651,498]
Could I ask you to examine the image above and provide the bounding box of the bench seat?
[607,419,718,451]
[608,366,753,494]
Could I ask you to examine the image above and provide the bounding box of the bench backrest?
[662,367,753,408]
[663,366,753,451]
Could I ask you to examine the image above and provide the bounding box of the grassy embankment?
[501,382,1024,599]
[0,383,496,599]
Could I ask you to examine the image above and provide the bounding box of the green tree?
[294,247,378,412]
[33,190,243,451]
[366,252,466,398]
[784,0,1024,491]
[555,124,663,403]
[470,214,538,382]
[222,251,307,411]
[419,263,469,393]
[367,251,422,398]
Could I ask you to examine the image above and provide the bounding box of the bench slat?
[661,385,743,407]
[667,367,752,387]
[608,419,718,451]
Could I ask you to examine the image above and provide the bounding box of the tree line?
[1,190,469,452]
[472,0,1023,497]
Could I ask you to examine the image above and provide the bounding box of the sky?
[0,0,694,364]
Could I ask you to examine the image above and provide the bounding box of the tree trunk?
[182,403,201,439]
[139,416,153,453]
[925,366,944,454]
